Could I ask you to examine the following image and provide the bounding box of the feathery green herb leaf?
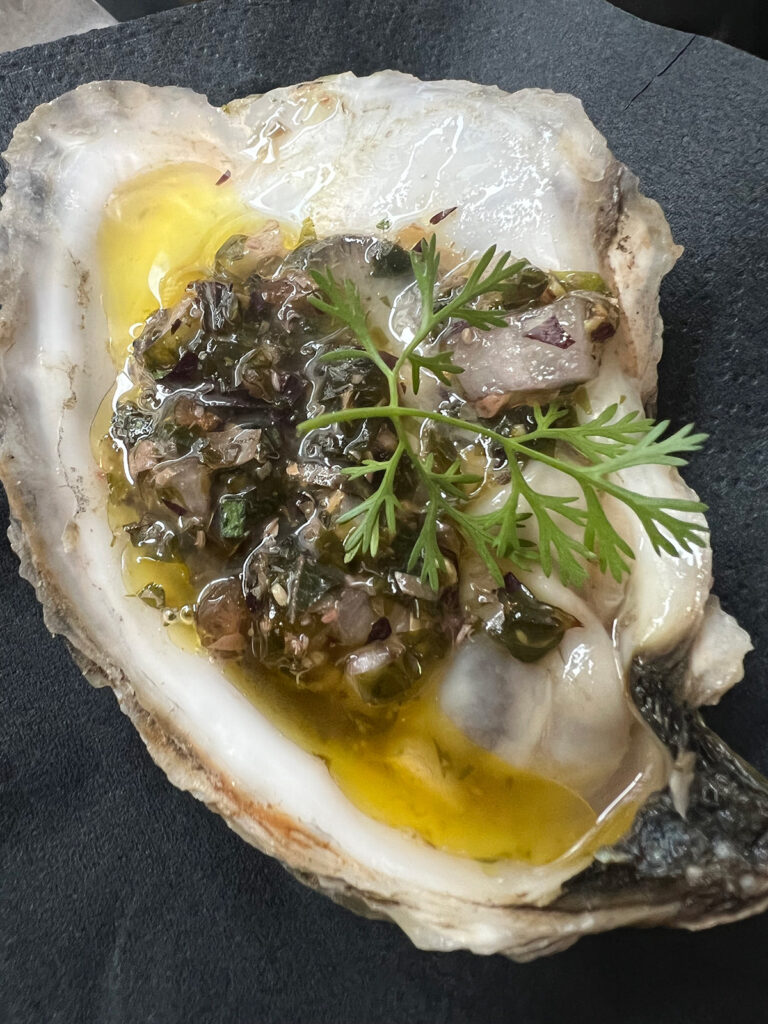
[409,351,465,394]
[299,235,708,589]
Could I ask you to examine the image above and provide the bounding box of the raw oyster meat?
[0,72,763,960]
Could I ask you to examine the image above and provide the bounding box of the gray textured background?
[1,1,767,1021]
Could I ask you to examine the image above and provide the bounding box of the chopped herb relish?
[110,229,594,702]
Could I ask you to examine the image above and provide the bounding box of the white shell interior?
[0,73,752,955]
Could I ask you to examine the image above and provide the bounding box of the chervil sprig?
[336,443,406,560]
[302,236,708,588]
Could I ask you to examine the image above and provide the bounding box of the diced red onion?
[524,315,575,349]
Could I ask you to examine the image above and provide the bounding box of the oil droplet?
[121,545,195,609]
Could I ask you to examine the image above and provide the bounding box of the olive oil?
[98,161,268,362]
[226,659,602,863]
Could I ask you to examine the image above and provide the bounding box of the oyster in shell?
[0,72,763,960]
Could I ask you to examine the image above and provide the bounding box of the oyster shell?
[0,72,762,960]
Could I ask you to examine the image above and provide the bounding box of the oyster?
[0,72,762,961]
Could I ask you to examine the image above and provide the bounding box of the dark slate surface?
[1,1,766,1021]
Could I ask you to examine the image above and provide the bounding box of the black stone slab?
[1,2,766,1021]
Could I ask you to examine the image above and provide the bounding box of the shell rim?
[2,73,762,959]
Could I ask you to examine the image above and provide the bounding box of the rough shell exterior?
[0,73,761,959]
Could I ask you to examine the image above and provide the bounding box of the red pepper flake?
[429,206,457,225]
[170,318,182,334]
[411,239,424,254]
[525,316,575,349]
[215,169,232,186]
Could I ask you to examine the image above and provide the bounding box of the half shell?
[0,72,762,960]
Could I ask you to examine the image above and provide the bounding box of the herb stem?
[300,405,706,513]
[303,234,708,587]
